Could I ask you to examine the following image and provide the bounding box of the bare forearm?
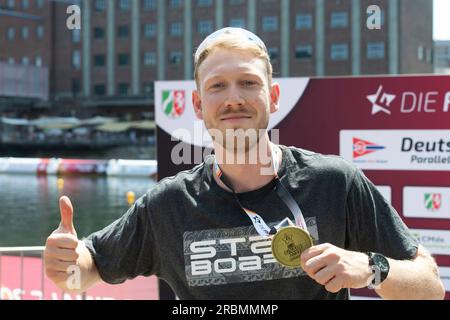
[376,250,445,300]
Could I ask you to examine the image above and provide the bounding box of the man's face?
[193,48,280,150]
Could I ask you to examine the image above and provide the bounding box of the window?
[119,0,130,10]
[94,84,106,96]
[7,0,15,9]
[72,78,81,96]
[169,51,182,65]
[94,0,106,12]
[21,26,29,40]
[118,83,130,95]
[198,20,213,35]
[331,43,349,60]
[144,24,156,38]
[229,0,244,5]
[143,0,156,10]
[36,25,44,39]
[36,0,44,9]
[143,82,154,96]
[295,45,313,59]
[118,53,130,66]
[94,27,105,39]
[426,48,433,64]
[7,27,15,41]
[118,25,129,38]
[418,46,425,61]
[331,12,348,28]
[94,55,106,67]
[295,14,312,30]
[170,22,182,37]
[367,42,385,60]
[268,47,279,62]
[262,16,278,32]
[229,18,245,28]
[72,28,81,42]
[170,0,182,8]
[197,0,212,7]
[21,0,28,9]
[22,56,29,65]
[35,55,42,67]
[72,50,81,69]
[144,52,157,66]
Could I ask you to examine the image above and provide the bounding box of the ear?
[269,82,280,114]
[192,89,204,120]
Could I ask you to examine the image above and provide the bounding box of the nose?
[224,84,245,108]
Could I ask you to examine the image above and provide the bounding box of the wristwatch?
[366,252,390,289]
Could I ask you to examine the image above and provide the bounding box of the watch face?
[373,254,389,272]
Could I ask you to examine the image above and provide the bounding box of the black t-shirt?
[84,145,418,299]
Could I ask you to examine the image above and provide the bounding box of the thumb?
[58,196,77,236]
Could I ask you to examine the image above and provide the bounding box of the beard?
[203,103,270,150]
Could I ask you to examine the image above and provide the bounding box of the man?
[44,28,445,299]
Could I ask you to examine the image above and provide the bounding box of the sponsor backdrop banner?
[156,75,450,299]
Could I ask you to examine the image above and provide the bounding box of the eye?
[242,80,257,87]
[210,82,225,90]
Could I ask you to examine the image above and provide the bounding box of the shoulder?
[281,145,358,190]
[143,158,210,206]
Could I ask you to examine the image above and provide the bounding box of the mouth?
[220,114,252,121]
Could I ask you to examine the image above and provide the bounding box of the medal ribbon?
[213,145,307,237]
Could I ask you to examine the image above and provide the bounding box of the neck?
[213,135,281,193]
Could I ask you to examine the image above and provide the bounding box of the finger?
[313,266,337,286]
[45,270,68,283]
[46,258,77,273]
[301,243,330,266]
[45,246,79,262]
[46,233,78,250]
[303,254,329,277]
[324,276,344,293]
[59,196,76,235]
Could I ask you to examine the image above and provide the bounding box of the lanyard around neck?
[212,145,307,237]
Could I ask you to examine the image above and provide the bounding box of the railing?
[0,246,44,300]
[0,246,159,300]
[0,246,87,300]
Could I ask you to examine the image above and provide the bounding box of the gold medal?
[271,226,313,268]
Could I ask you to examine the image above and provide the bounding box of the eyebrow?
[204,72,264,83]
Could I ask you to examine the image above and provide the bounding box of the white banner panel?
[155,78,309,147]
[404,187,450,219]
[440,267,450,292]
[339,130,450,171]
[410,229,450,255]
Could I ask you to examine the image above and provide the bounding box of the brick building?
[0,0,434,117]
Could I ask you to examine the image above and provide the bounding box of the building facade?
[0,0,434,115]
[435,40,450,75]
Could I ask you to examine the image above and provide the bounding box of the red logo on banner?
[353,137,386,159]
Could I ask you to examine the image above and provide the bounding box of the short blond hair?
[193,28,273,88]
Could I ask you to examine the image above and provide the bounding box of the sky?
[434,0,450,40]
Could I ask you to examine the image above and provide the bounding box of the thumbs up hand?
[55,196,77,237]
[44,196,81,290]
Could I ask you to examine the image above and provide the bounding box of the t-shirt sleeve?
[84,192,157,284]
[345,167,419,260]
